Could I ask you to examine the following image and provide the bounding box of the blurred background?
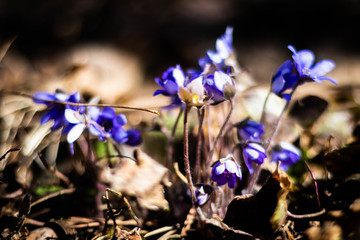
[1,0,360,99]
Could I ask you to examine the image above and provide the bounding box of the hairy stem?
[246,86,297,194]
[183,105,197,205]
[166,108,183,170]
[305,161,321,208]
[206,99,234,166]
[195,107,205,183]
[260,90,271,124]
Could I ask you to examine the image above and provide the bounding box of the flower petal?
[311,60,335,77]
[102,107,116,119]
[33,92,56,105]
[216,174,228,186]
[66,124,86,143]
[224,160,237,173]
[163,80,179,95]
[296,50,315,70]
[227,174,237,188]
[214,70,232,92]
[111,127,128,143]
[65,109,81,124]
[173,66,185,87]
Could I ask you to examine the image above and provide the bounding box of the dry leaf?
[100,149,169,210]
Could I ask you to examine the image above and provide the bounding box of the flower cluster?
[154,27,236,108]
[34,91,142,153]
[272,45,337,101]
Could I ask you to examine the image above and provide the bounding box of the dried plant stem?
[287,208,326,219]
[166,108,183,170]
[246,86,297,194]
[206,99,234,166]
[38,153,73,187]
[30,188,76,207]
[305,161,321,208]
[1,90,160,115]
[106,188,141,226]
[0,147,20,162]
[195,107,205,183]
[183,105,197,205]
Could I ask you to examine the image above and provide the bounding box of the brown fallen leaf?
[223,166,291,239]
[100,149,169,210]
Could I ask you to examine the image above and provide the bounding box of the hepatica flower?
[195,184,215,206]
[179,75,207,107]
[154,65,186,108]
[34,91,80,130]
[211,154,242,188]
[271,142,301,171]
[243,143,267,174]
[235,118,264,142]
[89,107,128,144]
[272,45,336,101]
[199,26,234,69]
[204,70,236,103]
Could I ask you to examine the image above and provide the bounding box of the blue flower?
[211,154,242,188]
[195,184,215,206]
[272,45,336,101]
[235,118,264,142]
[125,129,142,146]
[64,108,88,144]
[271,142,301,171]
[199,26,234,69]
[288,45,336,84]
[154,65,186,108]
[34,91,80,130]
[89,107,128,144]
[242,143,267,174]
[204,70,235,103]
[271,60,299,101]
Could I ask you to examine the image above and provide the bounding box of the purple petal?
[214,162,225,175]
[115,114,127,126]
[126,129,142,146]
[296,50,315,70]
[66,124,86,143]
[153,89,166,96]
[33,92,56,105]
[163,80,179,95]
[317,76,337,85]
[287,45,297,55]
[272,76,286,94]
[216,174,228,186]
[101,107,116,119]
[311,60,335,77]
[111,127,128,143]
[227,174,237,188]
[197,194,208,205]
